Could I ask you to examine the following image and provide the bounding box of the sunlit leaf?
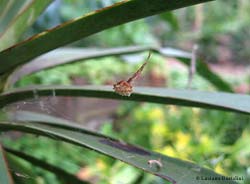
[0,0,53,51]
[0,0,28,32]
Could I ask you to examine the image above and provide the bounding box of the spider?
[113,52,151,96]
[147,159,163,171]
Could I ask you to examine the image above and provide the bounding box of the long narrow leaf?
[0,0,53,51]
[5,46,233,92]
[7,46,153,86]
[0,0,28,33]
[0,0,214,75]
[159,48,233,92]
[0,85,249,114]
[0,112,237,184]
[5,147,90,184]
[176,57,233,92]
[0,144,13,184]
[6,153,38,184]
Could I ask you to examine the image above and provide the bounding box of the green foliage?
[95,20,158,47]
[181,0,250,63]
[2,105,249,183]
[16,57,134,86]
[1,0,250,184]
[0,145,12,184]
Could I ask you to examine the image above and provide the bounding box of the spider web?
[5,90,72,120]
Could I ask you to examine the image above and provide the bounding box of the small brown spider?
[113,52,151,96]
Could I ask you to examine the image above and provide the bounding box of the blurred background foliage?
[1,0,250,183]
[27,0,250,63]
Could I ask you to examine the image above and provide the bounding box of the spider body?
[113,52,151,96]
[113,80,133,96]
[147,159,163,171]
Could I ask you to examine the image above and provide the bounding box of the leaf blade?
[5,147,90,184]
[178,58,233,92]
[0,85,249,114]
[0,0,214,75]
[0,112,237,184]
[7,46,154,86]
[4,46,232,92]
[0,144,13,184]
[0,0,53,51]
